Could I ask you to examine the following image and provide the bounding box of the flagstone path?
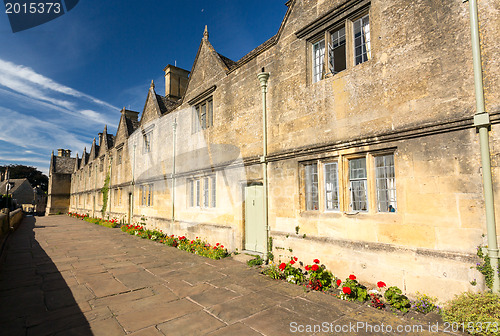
[0,215,466,335]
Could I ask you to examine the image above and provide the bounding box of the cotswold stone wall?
[65,0,499,300]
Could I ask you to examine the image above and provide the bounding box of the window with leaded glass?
[312,40,325,83]
[349,158,368,211]
[375,154,396,212]
[324,162,339,211]
[329,27,346,74]
[304,162,319,211]
[354,14,371,65]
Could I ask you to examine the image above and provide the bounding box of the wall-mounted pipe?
[172,118,177,224]
[258,69,270,261]
[466,0,499,293]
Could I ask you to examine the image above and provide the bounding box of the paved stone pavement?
[0,216,466,336]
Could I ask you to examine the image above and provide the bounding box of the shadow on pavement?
[0,216,92,335]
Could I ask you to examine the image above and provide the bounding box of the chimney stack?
[163,64,190,101]
[121,108,140,122]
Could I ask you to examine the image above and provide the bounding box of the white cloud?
[0,107,87,152]
[0,58,118,111]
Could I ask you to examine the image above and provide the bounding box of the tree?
[0,165,48,192]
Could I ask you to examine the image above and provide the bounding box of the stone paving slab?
[0,215,468,335]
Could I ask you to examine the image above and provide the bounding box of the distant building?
[1,178,35,208]
[46,149,75,215]
[47,0,500,300]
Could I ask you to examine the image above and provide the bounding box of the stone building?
[48,0,500,300]
[46,149,75,215]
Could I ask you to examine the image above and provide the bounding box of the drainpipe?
[171,118,177,224]
[131,142,136,223]
[258,69,270,262]
[466,0,499,293]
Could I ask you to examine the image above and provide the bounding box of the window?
[192,98,213,133]
[203,177,209,208]
[354,14,371,65]
[117,148,122,165]
[324,162,339,211]
[304,162,319,211]
[189,176,216,208]
[140,184,153,206]
[375,154,396,212]
[305,9,371,83]
[99,158,104,172]
[349,158,368,211]
[211,176,216,208]
[116,188,122,206]
[143,131,152,153]
[329,27,346,74]
[312,40,325,83]
[300,151,395,214]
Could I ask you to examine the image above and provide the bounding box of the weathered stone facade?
[48,0,500,300]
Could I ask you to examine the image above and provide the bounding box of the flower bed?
[120,224,229,260]
[262,257,422,314]
[67,213,229,260]
[68,212,120,228]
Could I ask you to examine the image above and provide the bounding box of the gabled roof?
[139,81,171,125]
[114,108,140,146]
[156,94,177,114]
[98,125,115,156]
[0,178,31,194]
[217,53,237,70]
[50,155,76,174]
[89,138,99,161]
[180,27,233,105]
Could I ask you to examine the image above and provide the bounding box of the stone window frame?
[189,85,216,134]
[299,150,397,214]
[296,0,371,84]
[139,183,153,207]
[116,146,123,165]
[188,175,216,209]
[192,98,214,133]
[143,131,152,154]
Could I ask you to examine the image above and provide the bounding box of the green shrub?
[384,286,411,313]
[443,292,500,336]
[247,255,263,267]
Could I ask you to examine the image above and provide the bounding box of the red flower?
[313,259,320,264]
[279,263,286,271]
[336,279,342,287]
[216,243,219,246]
[377,281,386,288]
[290,260,295,265]
[293,257,298,261]
[349,274,356,280]
[220,245,224,248]
[311,264,319,271]
[305,265,310,271]
[342,287,351,295]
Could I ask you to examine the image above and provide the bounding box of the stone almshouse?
[47,0,500,300]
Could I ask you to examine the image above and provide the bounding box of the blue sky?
[0,1,287,175]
